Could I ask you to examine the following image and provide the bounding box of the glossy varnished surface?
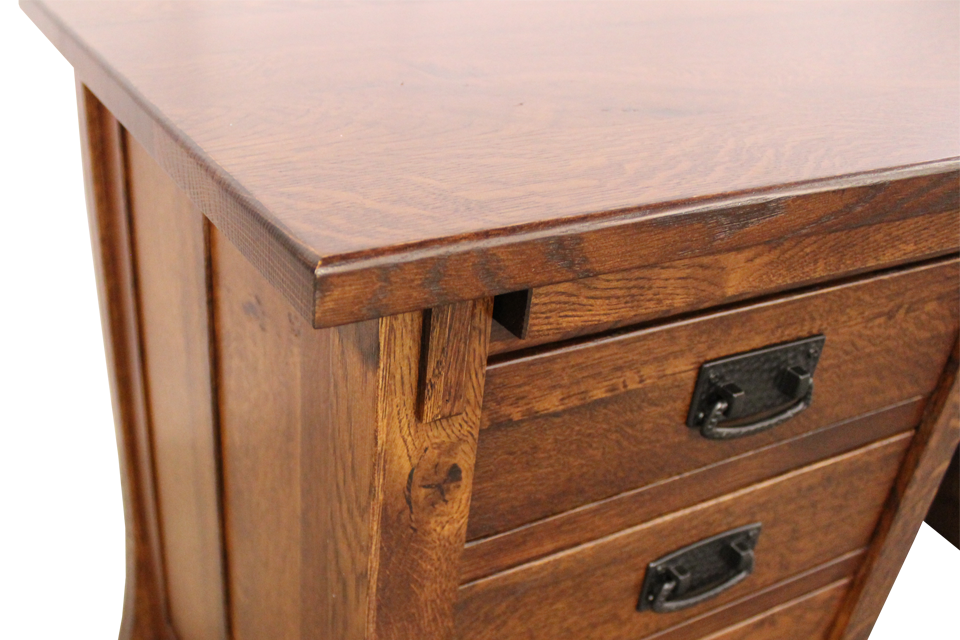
[24,1,960,326]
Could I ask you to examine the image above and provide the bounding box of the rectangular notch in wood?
[492,289,532,340]
[417,301,477,422]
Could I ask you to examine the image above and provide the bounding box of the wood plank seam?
[203,216,233,640]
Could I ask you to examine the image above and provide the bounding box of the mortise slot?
[492,289,532,340]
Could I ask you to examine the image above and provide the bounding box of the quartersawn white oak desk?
[22,2,960,639]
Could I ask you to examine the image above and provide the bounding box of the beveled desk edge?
[19,0,960,329]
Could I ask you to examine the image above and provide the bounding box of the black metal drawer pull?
[686,335,825,440]
[637,524,762,614]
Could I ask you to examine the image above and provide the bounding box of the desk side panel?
[125,135,229,640]
[213,228,382,640]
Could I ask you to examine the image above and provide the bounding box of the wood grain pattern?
[647,553,862,640]
[483,259,958,428]
[830,341,960,640]
[462,399,922,582]
[23,1,960,327]
[418,302,475,422]
[925,445,959,548]
[470,260,959,540]
[373,299,493,639]
[491,210,959,353]
[700,580,849,640]
[126,133,228,640]
[455,434,911,640]
[76,82,175,640]
[214,229,382,640]
[216,228,492,640]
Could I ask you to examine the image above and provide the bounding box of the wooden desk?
[23,2,959,639]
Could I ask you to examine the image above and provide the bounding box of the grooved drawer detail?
[455,434,910,640]
[470,260,958,543]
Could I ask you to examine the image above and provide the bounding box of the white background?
[1,3,957,638]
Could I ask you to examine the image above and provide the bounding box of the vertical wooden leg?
[830,340,960,640]
[372,299,494,639]
[76,80,175,640]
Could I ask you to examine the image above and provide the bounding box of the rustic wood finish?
[462,399,922,582]
[373,299,493,639]
[215,227,492,640]
[470,260,959,540]
[22,1,960,327]
[126,135,228,640]
[830,341,960,640]
[702,580,850,640]
[455,435,911,640]
[214,229,382,640]
[26,4,960,639]
[483,259,958,427]
[491,209,959,353]
[76,83,175,640]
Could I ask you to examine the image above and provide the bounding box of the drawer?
[488,193,959,356]
[468,259,958,549]
[454,434,910,640]
[461,400,921,582]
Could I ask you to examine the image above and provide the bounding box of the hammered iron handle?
[687,336,824,441]
[648,541,754,613]
[638,524,762,614]
[700,380,813,440]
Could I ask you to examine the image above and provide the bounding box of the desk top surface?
[25,1,960,326]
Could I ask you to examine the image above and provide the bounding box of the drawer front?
[454,434,910,640]
[462,400,921,582]
[469,260,958,544]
